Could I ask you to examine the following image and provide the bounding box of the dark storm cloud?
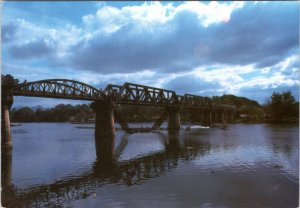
[65,20,199,73]
[62,2,298,74]
[210,3,298,68]
[9,39,55,59]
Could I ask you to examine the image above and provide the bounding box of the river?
[2,123,299,207]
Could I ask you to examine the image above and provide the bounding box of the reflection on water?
[1,123,299,208]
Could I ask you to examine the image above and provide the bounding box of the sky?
[2,1,299,107]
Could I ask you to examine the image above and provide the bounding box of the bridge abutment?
[167,107,181,130]
[91,100,115,161]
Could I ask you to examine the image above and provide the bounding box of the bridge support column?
[165,130,180,153]
[152,110,168,130]
[189,109,197,123]
[200,109,204,124]
[1,148,12,189]
[221,110,225,123]
[91,100,115,161]
[231,111,234,122]
[217,110,222,123]
[1,147,14,207]
[1,94,13,149]
[167,107,181,130]
[202,110,212,127]
[232,111,237,122]
[213,111,217,123]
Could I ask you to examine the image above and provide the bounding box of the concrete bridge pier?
[213,110,218,123]
[1,147,12,189]
[200,109,204,124]
[189,109,197,123]
[91,100,115,161]
[1,147,14,207]
[229,111,233,123]
[1,93,13,149]
[167,107,181,130]
[209,111,212,126]
[216,109,222,123]
[221,110,225,123]
[223,110,228,123]
[202,110,212,127]
[211,110,215,123]
[165,130,180,153]
[230,111,236,123]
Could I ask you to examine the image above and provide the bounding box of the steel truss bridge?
[2,74,235,110]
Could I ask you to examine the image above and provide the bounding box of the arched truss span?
[12,79,107,101]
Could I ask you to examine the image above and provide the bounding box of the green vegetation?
[264,91,299,124]
[213,94,265,123]
[10,91,298,124]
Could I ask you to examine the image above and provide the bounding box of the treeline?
[213,94,265,122]
[10,104,94,122]
[10,91,298,124]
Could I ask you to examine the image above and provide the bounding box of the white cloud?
[2,1,299,104]
[174,1,244,27]
[81,1,244,35]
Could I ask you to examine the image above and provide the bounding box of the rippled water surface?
[2,123,299,207]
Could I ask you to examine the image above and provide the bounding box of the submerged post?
[167,107,181,130]
[91,99,115,161]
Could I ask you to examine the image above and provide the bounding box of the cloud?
[64,2,297,74]
[63,1,247,73]
[4,1,248,73]
[2,23,18,43]
[238,84,299,104]
[163,75,223,96]
[4,2,298,74]
[9,39,55,59]
[2,1,299,105]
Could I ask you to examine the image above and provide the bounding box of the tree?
[267,91,298,123]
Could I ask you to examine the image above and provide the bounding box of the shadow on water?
[2,130,211,208]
